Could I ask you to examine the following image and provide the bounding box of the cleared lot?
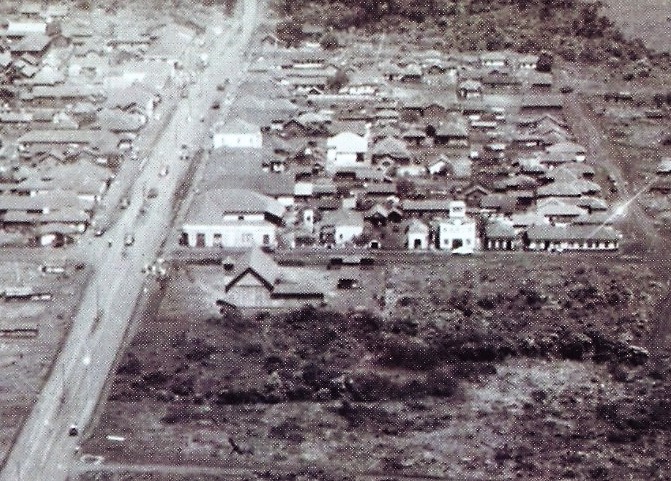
[78,253,671,480]
[0,261,89,464]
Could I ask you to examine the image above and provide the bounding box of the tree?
[396,178,416,198]
[319,32,339,50]
[326,68,349,92]
[536,50,554,72]
[276,21,303,47]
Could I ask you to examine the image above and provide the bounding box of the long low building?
[524,225,621,251]
[17,129,119,152]
[181,188,285,248]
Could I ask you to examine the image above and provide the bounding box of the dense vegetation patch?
[273,0,669,71]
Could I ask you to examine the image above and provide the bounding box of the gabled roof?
[401,199,452,212]
[526,225,621,242]
[224,173,295,198]
[18,129,118,149]
[480,193,517,212]
[459,79,482,91]
[537,182,582,197]
[537,197,586,217]
[406,218,429,234]
[463,183,491,197]
[213,118,261,135]
[546,141,586,155]
[510,212,550,227]
[327,131,367,150]
[10,34,51,53]
[573,211,614,226]
[521,94,564,109]
[434,117,468,138]
[565,196,608,212]
[321,208,364,228]
[364,204,390,219]
[186,188,285,224]
[226,248,280,292]
[484,219,516,239]
[402,126,427,139]
[372,136,410,159]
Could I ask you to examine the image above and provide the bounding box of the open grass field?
[78,253,671,480]
[600,0,671,52]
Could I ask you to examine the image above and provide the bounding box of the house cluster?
[180,31,621,253]
[0,2,198,246]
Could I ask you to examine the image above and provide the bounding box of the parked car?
[119,196,130,209]
[124,234,135,246]
[147,187,158,199]
[68,425,79,436]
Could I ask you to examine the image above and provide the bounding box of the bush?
[319,32,339,49]
[378,335,439,370]
[184,339,215,362]
[117,353,142,375]
[425,369,459,397]
[142,370,169,386]
[162,405,194,424]
[348,372,395,402]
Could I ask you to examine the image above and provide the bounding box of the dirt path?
[559,65,671,354]
[74,460,480,481]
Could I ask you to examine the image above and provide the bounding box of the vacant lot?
[600,0,671,52]
[78,253,671,480]
[0,261,89,464]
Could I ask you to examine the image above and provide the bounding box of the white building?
[7,21,47,35]
[320,208,364,246]
[434,201,477,253]
[406,219,429,250]
[517,54,539,70]
[211,119,263,149]
[181,188,284,248]
[326,131,369,170]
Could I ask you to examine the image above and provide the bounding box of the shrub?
[185,339,215,362]
[142,370,169,386]
[378,335,439,370]
[117,353,142,375]
[425,369,459,397]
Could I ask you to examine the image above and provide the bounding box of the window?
[241,233,254,244]
[213,233,222,247]
[238,215,245,221]
[262,234,270,245]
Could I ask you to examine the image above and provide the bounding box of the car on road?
[216,79,230,91]
[119,196,130,209]
[147,187,158,199]
[93,226,106,236]
[211,100,220,109]
[159,165,169,177]
[124,234,135,247]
